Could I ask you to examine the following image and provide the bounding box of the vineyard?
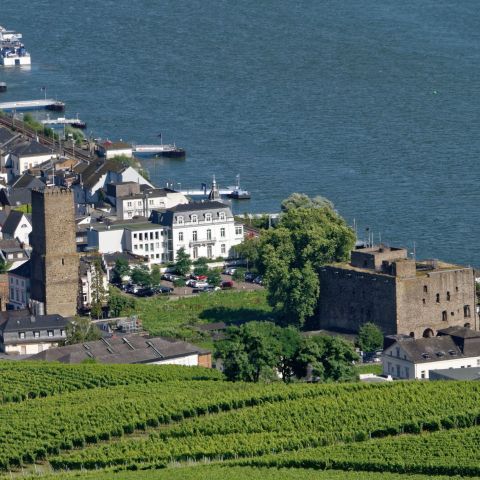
[0,363,479,479]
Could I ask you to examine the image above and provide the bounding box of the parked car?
[194,281,209,288]
[186,279,197,287]
[190,274,208,281]
[152,285,174,294]
[135,287,155,297]
[125,283,141,294]
[244,272,257,282]
[222,267,236,275]
[253,275,263,285]
[221,280,234,289]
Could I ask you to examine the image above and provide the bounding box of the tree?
[150,264,161,286]
[90,258,107,319]
[207,268,222,287]
[108,286,136,317]
[258,196,355,327]
[193,257,209,276]
[234,236,261,271]
[358,322,384,353]
[64,317,102,345]
[232,268,246,282]
[0,258,8,274]
[111,258,130,284]
[175,247,192,276]
[130,266,151,286]
[281,192,334,212]
[293,335,359,382]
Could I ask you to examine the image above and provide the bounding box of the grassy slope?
[135,290,273,340]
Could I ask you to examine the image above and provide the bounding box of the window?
[193,247,198,259]
[127,201,132,207]
[139,233,143,241]
[156,254,159,259]
[47,330,54,337]
[421,371,426,379]
[145,244,149,252]
[220,227,225,238]
[150,243,154,250]
[405,367,409,378]
[149,199,154,205]
[207,229,212,240]
[179,232,184,241]
[150,254,154,259]
[235,226,243,235]
[221,244,226,254]
[33,331,40,338]
[436,293,440,303]
[193,231,198,241]
[219,212,225,221]
[191,215,198,224]
[133,244,138,250]
[133,233,137,239]
[177,216,184,225]
[138,201,142,206]
[423,285,428,293]
[464,305,471,318]
[155,231,159,240]
[442,310,447,322]
[61,258,65,266]
[61,330,65,336]
[447,291,450,301]
[18,332,25,339]
[155,242,160,248]
[205,213,212,222]
[422,298,426,305]
[207,245,213,258]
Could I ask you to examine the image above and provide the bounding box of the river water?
[1,1,480,265]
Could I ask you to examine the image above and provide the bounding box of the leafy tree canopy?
[358,322,384,353]
[112,258,130,284]
[193,257,209,276]
[175,247,192,276]
[64,317,102,345]
[130,266,151,286]
[280,192,334,212]
[207,269,222,287]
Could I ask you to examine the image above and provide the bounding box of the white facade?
[87,227,124,254]
[383,343,480,380]
[117,191,188,220]
[7,213,31,245]
[11,152,54,176]
[80,259,109,310]
[169,208,244,261]
[150,353,199,366]
[5,341,57,355]
[124,225,169,264]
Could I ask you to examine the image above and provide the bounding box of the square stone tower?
[30,187,79,317]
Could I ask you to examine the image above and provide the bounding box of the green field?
[1,362,479,479]
[135,289,273,340]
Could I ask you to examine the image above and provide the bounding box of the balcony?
[189,237,217,247]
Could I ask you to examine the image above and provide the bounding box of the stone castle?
[318,245,477,338]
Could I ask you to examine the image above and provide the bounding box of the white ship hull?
[0,54,31,66]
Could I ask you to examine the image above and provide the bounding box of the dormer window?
[219,212,225,221]
[177,216,184,225]
[205,213,212,222]
[191,215,198,224]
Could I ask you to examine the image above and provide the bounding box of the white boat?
[0,25,31,66]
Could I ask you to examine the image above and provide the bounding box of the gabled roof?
[152,201,231,227]
[390,336,466,364]
[2,210,29,237]
[103,251,146,267]
[8,259,30,278]
[0,188,32,207]
[0,238,24,252]
[0,310,68,333]
[12,174,46,189]
[76,159,128,190]
[0,126,18,146]
[437,326,480,339]
[9,141,53,158]
[26,334,209,364]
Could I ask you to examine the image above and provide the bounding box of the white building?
[151,201,244,261]
[97,141,133,159]
[7,260,30,310]
[1,210,31,245]
[79,256,109,311]
[106,182,188,220]
[8,141,55,177]
[382,326,480,379]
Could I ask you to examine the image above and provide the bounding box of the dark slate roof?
[0,238,24,252]
[103,251,146,267]
[395,336,466,364]
[169,201,227,213]
[0,310,68,333]
[2,210,28,237]
[26,334,209,364]
[0,188,32,207]
[0,211,8,227]
[76,159,127,190]
[0,126,18,145]
[9,259,31,278]
[11,174,45,189]
[10,141,53,157]
[430,367,480,381]
[437,326,480,339]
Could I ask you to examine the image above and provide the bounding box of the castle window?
[446,291,450,301]
[442,311,447,322]
[422,298,426,305]
[61,258,65,266]
[436,293,440,303]
[456,286,459,292]
[464,305,471,318]
[451,311,455,316]
[423,285,428,293]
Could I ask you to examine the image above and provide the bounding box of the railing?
[189,237,217,247]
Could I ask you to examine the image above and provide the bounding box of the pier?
[0,99,65,112]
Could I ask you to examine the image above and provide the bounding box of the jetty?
[41,116,86,129]
[168,175,251,200]
[0,99,65,112]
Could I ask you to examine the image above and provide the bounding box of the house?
[8,140,55,177]
[0,310,68,355]
[0,238,29,269]
[382,326,480,379]
[1,210,32,245]
[7,260,30,310]
[97,141,133,159]
[72,159,153,204]
[0,187,33,210]
[26,334,212,367]
[106,182,188,220]
[318,245,477,338]
[151,201,244,262]
[79,256,109,311]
